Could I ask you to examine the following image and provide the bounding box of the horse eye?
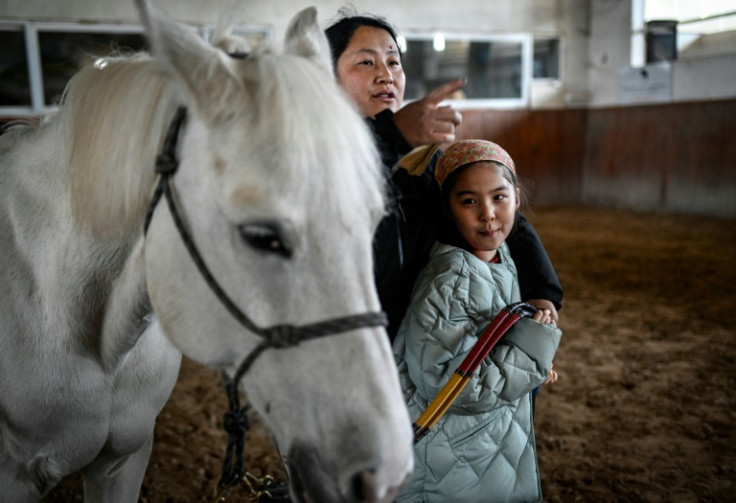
[239,223,292,258]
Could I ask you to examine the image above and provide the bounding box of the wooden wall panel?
[454,100,736,218]
[457,109,587,207]
[583,100,736,218]
[5,99,734,217]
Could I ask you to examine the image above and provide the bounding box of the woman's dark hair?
[324,9,401,71]
[436,161,526,249]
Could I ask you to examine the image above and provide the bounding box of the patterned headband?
[435,139,516,188]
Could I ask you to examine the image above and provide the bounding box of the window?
[38,28,148,107]
[533,37,560,80]
[0,21,270,117]
[632,0,736,66]
[0,24,31,108]
[645,0,736,34]
[401,34,532,109]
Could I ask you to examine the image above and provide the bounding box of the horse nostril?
[351,468,379,502]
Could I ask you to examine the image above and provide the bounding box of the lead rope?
[145,107,387,502]
[217,373,251,497]
[213,374,291,503]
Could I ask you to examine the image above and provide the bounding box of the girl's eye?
[358,60,374,66]
[461,197,477,205]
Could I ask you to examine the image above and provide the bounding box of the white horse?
[0,0,413,501]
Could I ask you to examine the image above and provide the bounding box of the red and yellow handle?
[412,302,536,443]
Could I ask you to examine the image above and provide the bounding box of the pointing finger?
[436,105,463,127]
[424,77,467,106]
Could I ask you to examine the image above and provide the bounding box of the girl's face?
[335,25,406,118]
[447,162,519,262]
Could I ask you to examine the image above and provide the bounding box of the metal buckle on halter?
[155,106,186,176]
[213,472,287,503]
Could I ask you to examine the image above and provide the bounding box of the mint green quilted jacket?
[394,242,562,503]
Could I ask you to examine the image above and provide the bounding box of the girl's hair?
[436,160,528,249]
[324,8,402,71]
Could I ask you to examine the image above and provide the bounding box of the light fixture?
[433,33,445,52]
[397,35,407,53]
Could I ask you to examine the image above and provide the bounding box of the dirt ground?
[46,206,736,502]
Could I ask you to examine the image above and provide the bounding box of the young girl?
[393,140,561,503]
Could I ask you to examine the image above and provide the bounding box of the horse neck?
[31,208,150,366]
[1,183,150,370]
[0,58,171,368]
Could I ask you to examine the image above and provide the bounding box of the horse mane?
[61,54,178,238]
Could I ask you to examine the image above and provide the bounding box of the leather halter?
[144,107,388,493]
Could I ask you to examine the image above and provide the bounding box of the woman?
[325,12,563,340]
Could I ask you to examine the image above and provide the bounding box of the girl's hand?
[532,307,554,324]
[543,363,558,385]
[527,299,558,324]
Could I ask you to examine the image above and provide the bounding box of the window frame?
[400,32,533,110]
[0,20,271,117]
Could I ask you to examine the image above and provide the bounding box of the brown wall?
[5,99,735,218]
[457,109,587,208]
[457,99,736,218]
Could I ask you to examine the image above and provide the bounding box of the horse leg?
[79,435,153,503]
[0,473,43,503]
[0,451,69,502]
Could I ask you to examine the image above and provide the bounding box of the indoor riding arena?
[3,1,735,502]
[45,105,736,503]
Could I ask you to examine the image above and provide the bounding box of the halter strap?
[145,106,388,494]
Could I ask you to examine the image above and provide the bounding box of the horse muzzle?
[286,442,411,503]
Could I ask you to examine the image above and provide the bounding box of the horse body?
[0,1,413,501]
[0,120,181,500]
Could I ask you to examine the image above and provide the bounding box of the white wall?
[672,52,736,102]
[2,0,734,108]
[0,0,584,37]
[588,0,632,106]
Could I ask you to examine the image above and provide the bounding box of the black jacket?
[367,109,563,340]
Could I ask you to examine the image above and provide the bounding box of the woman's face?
[447,162,519,262]
[335,25,406,118]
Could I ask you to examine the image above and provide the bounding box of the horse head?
[136,1,413,501]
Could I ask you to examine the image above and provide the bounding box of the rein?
[144,107,388,498]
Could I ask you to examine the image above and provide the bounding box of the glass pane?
[645,0,736,23]
[534,38,560,79]
[404,39,523,100]
[0,27,31,107]
[38,31,147,106]
[682,13,736,34]
[645,0,736,34]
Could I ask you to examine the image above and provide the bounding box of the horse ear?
[283,7,333,74]
[135,0,243,122]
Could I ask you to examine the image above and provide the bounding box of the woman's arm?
[507,213,563,315]
[366,109,413,168]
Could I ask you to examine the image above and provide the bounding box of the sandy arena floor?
[46,206,736,502]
